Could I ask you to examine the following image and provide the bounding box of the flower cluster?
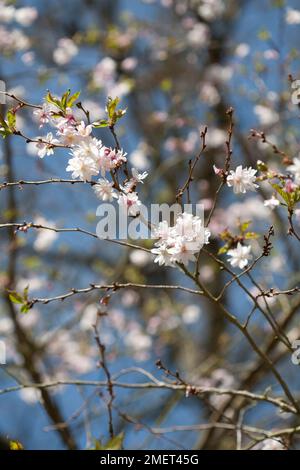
[151,212,211,267]
[31,92,149,220]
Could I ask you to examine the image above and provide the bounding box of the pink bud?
[285,179,296,193]
[213,165,222,175]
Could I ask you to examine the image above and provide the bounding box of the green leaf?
[46,91,61,108]
[67,91,81,108]
[20,304,30,314]
[272,183,291,206]
[0,112,12,138]
[258,29,270,41]
[218,244,229,255]
[10,440,24,450]
[90,433,124,450]
[7,109,16,130]
[106,96,120,120]
[61,89,71,110]
[104,432,124,450]
[245,232,259,240]
[9,292,23,304]
[92,119,109,128]
[160,78,172,92]
[240,221,251,233]
[105,96,127,126]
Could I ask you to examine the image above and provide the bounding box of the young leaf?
[67,91,81,108]
[7,109,16,131]
[92,119,109,128]
[8,291,24,305]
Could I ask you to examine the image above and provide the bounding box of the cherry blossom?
[93,178,118,202]
[151,213,211,267]
[226,165,258,194]
[118,192,141,216]
[36,132,59,158]
[53,38,78,65]
[264,196,280,210]
[227,242,252,269]
[286,7,300,25]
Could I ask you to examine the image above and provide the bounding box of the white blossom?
[66,154,99,180]
[131,168,148,184]
[286,7,300,25]
[36,132,59,158]
[226,165,258,194]
[151,212,210,267]
[129,249,151,267]
[93,178,118,201]
[187,23,210,46]
[264,196,280,210]
[53,38,78,65]
[182,305,202,324]
[254,104,279,126]
[14,7,38,27]
[0,4,15,23]
[66,139,102,180]
[227,242,252,269]
[198,0,225,21]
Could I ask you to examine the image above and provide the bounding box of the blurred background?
[1,0,300,450]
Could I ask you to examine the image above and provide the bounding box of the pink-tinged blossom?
[93,57,116,88]
[57,121,93,146]
[93,178,118,202]
[226,165,258,194]
[66,155,99,180]
[118,192,141,216]
[33,103,55,128]
[55,107,77,129]
[151,213,210,267]
[99,147,127,176]
[15,7,38,27]
[213,164,222,176]
[36,133,59,158]
[53,38,78,65]
[168,239,200,265]
[227,243,252,269]
[285,179,297,193]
